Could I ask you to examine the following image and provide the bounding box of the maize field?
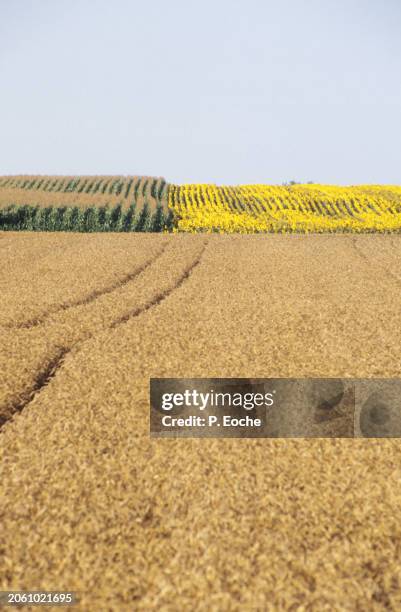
[0,175,168,209]
[0,175,170,232]
[0,176,167,206]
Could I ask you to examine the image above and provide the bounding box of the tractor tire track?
[0,347,69,428]
[7,243,169,329]
[110,239,208,328]
[0,240,208,432]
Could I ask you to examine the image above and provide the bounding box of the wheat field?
[1,232,401,609]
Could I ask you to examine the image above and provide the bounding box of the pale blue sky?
[1,0,400,184]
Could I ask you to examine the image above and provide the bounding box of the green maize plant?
[6,204,28,229]
[30,206,40,230]
[31,207,44,230]
[65,178,80,192]
[54,207,68,230]
[12,204,28,229]
[93,179,103,194]
[20,205,35,229]
[82,206,98,232]
[97,205,110,231]
[41,206,58,230]
[78,179,89,193]
[9,205,23,229]
[85,180,95,194]
[164,208,175,231]
[56,179,66,192]
[133,179,140,202]
[151,203,165,232]
[124,178,133,199]
[47,179,57,192]
[158,179,167,203]
[0,205,40,231]
[109,179,121,195]
[0,205,16,230]
[34,207,49,230]
[136,201,151,232]
[101,179,111,194]
[109,203,123,231]
[66,206,82,231]
[108,179,119,195]
[115,181,124,196]
[122,203,137,232]
[142,179,149,198]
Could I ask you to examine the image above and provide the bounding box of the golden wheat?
[1,233,401,609]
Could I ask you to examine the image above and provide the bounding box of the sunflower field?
[168,184,401,233]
